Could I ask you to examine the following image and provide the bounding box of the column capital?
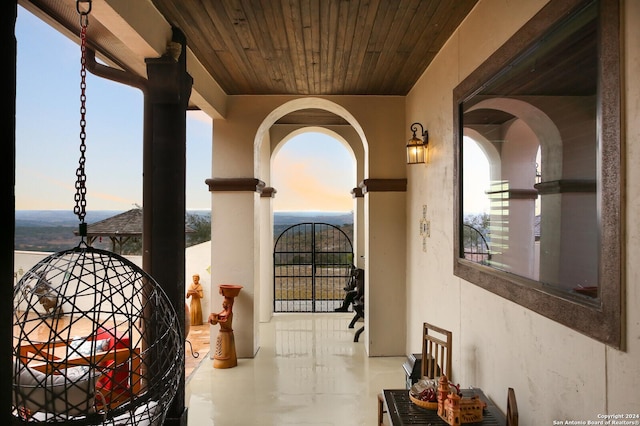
[358,178,407,194]
[206,177,266,193]
[261,187,277,198]
[534,179,596,195]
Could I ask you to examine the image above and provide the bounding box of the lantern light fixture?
[406,122,428,164]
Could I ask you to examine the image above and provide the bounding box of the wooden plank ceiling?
[150,0,479,96]
[20,0,479,124]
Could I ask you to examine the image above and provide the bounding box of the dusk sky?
[463,137,491,215]
[15,6,354,214]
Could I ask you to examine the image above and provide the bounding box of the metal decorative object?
[12,247,183,424]
[11,1,182,423]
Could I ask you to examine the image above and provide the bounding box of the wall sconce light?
[406,122,428,164]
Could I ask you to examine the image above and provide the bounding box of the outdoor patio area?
[185,313,405,426]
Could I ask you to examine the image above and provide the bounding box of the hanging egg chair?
[12,245,183,424]
[12,2,182,423]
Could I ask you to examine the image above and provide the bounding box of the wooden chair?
[378,322,453,426]
[377,393,386,426]
[421,322,452,380]
[507,387,518,426]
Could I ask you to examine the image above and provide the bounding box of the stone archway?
[462,97,572,286]
[252,99,368,324]
[209,95,407,357]
[465,97,562,181]
[252,97,370,179]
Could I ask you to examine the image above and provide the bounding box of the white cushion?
[69,337,111,357]
[13,362,98,417]
[108,400,161,426]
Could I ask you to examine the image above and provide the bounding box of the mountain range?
[14,210,353,252]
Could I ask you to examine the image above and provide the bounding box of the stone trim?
[206,178,266,193]
[485,188,539,199]
[534,179,596,195]
[261,187,277,198]
[358,178,407,194]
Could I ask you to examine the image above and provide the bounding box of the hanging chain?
[74,0,91,237]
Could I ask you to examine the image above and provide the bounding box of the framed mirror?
[453,0,622,347]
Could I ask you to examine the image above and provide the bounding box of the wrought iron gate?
[273,222,353,312]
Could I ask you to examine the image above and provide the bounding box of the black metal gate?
[273,222,353,312]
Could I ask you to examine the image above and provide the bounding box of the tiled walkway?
[185,323,211,379]
[185,313,405,426]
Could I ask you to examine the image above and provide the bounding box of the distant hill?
[273,212,353,242]
[14,210,353,252]
[15,210,124,227]
[273,211,353,226]
[14,210,124,252]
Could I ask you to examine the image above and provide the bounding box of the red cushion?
[95,327,131,350]
[94,327,132,403]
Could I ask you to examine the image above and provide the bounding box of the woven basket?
[409,393,438,410]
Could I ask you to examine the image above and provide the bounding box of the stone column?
[259,187,276,323]
[206,178,265,359]
[144,28,192,426]
[359,178,407,356]
[351,187,365,268]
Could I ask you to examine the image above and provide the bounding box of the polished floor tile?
[186,313,406,426]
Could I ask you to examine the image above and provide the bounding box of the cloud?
[272,150,353,212]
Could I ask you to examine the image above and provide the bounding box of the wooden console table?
[383,388,506,426]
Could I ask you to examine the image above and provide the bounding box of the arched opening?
[252,99,369,335]
[270,131,356,313]
[271,131,355,213]
[462,99,561,281]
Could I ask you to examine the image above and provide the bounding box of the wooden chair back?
[421,322,452,380]
[507,387,518,426]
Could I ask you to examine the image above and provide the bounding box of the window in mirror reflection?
[460,0,599,299]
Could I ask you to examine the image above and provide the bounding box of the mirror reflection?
[460,0,598,298]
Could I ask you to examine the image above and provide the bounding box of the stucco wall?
[405,0,639,423]
[212,95,406,178]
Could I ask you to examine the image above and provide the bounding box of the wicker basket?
[409,393,438,410]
